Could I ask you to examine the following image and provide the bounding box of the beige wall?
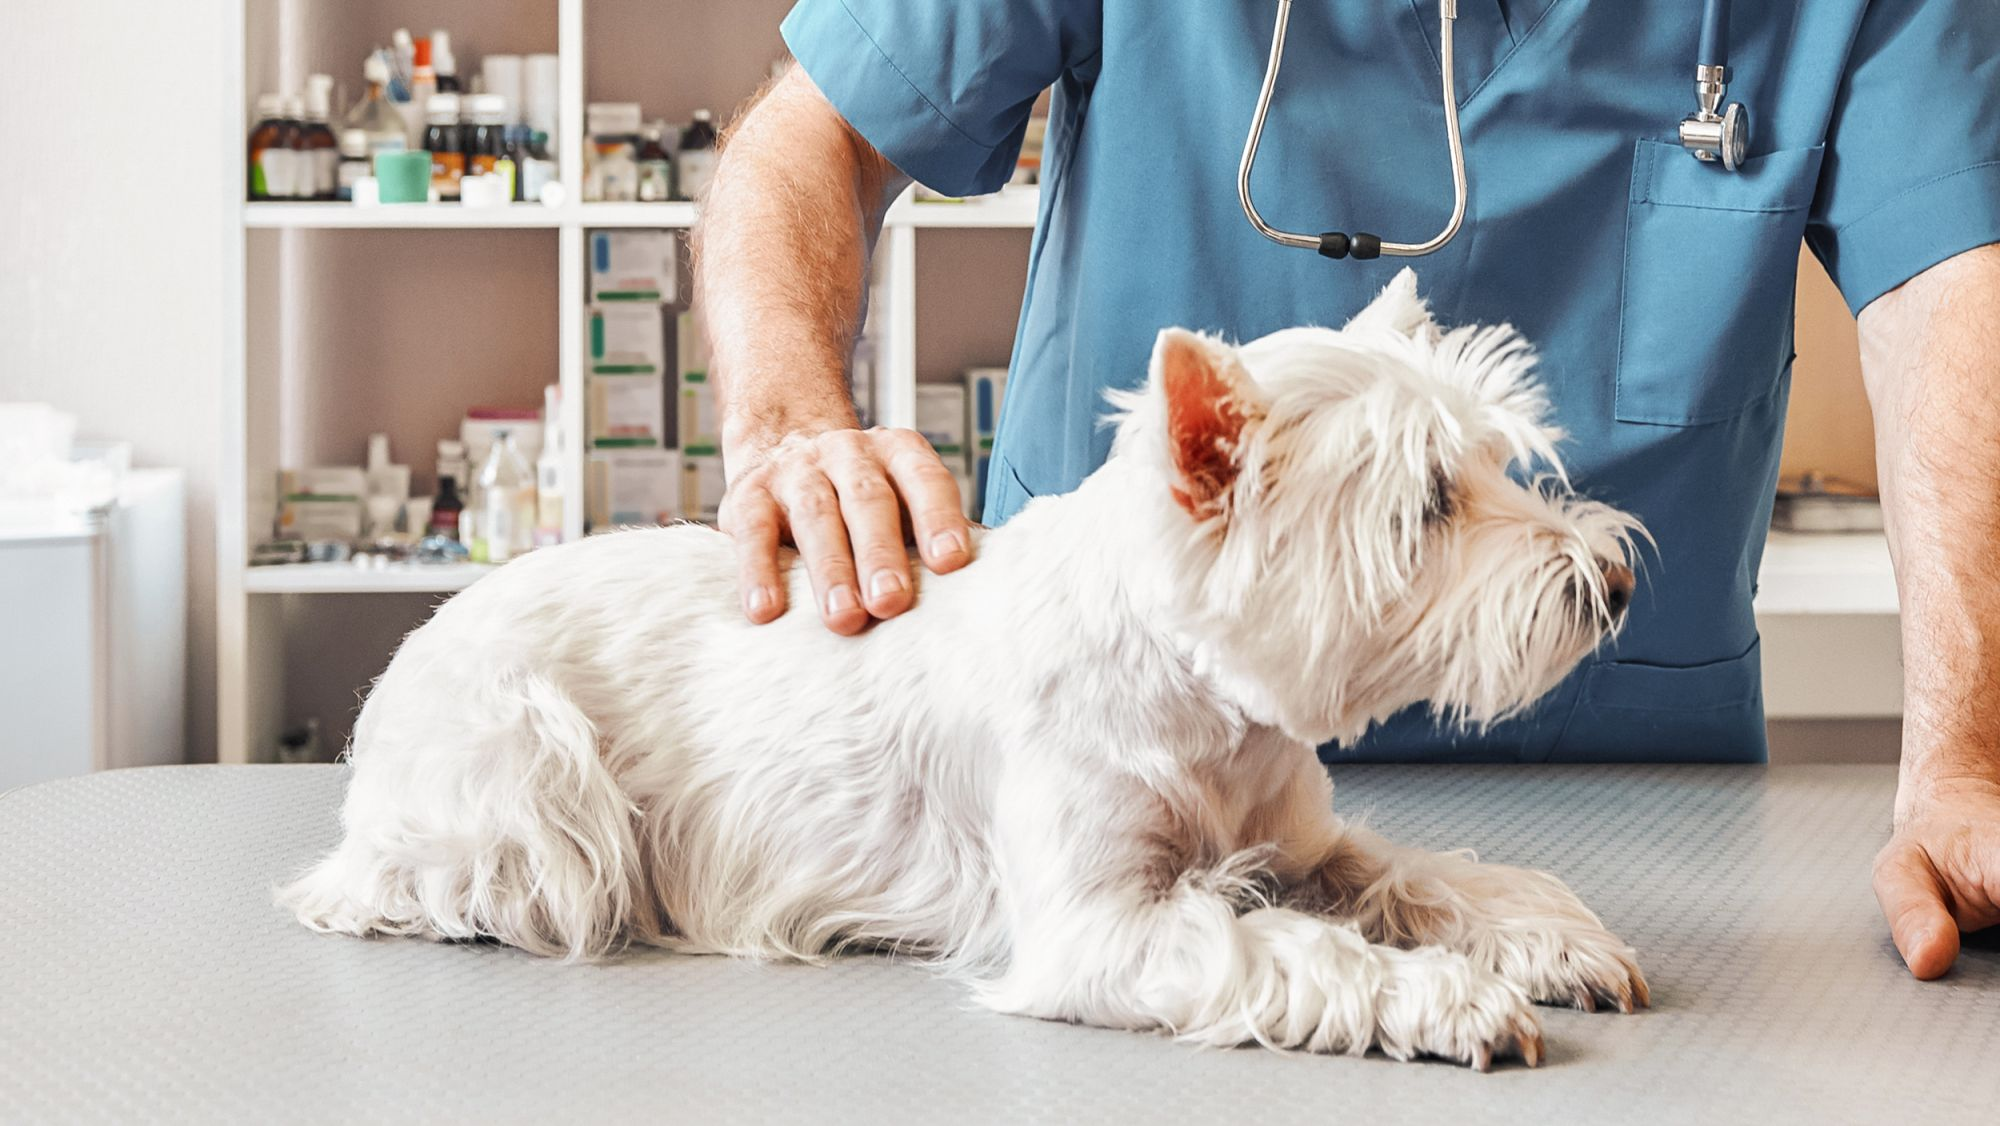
[1784,250,1878,490]
[0,0,233,760]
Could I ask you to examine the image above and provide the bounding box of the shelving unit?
[217,0,1039,762]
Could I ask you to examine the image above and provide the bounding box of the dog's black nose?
[1600,560,1635,619]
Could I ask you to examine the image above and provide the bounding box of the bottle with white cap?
[247,93,292,201]
[432,30,462,94]
[275,95,306,198]
[342,53,409,158]
[425,92,466,201]
[335,129,371,201]
[299,75,339,200]
[676,109,720,200]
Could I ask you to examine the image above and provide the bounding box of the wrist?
[721,406,858,474]
[1895,751,2000,826]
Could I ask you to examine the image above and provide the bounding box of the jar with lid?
[425,92,466,201]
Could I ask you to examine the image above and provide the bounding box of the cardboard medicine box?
[588,230,678,304]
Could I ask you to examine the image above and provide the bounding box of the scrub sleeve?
[1806,0,2000,312]
[779,0,1101,198]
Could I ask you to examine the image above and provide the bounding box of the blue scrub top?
[783,1,2000,764]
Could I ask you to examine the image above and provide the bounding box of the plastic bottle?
[676,110,720,200]
[407,38,437,148]
[426,93,466,201]
[343,54,409,158]
[432,30,462,94]
[274,96,307,198]
[467,94,510,180]
[430,473,464,540]
[299,76,340,200]
[520,131,558,203]
[247,93,292,201]
[335,129,370,201]
[636,122,674,202]
[474,431,535,564]
[535,385,566,548]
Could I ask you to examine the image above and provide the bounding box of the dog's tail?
[276,669,656,960]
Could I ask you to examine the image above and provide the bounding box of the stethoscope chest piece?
[1679,64,1751,171]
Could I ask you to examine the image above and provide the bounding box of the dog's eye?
[1424,470,1456,527]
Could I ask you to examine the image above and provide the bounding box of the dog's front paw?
[1373,946,1544,1071]
[1487,917,1650,1014]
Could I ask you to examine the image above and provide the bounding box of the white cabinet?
[0,471,186,790]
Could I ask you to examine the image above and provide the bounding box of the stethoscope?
[1239,0,1751,261]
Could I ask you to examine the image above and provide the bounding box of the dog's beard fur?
[279,271,1650,1068]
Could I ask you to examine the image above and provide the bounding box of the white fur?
[280,271,1647,1069]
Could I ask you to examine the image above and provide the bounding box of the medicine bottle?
[335,129,370,201]
[637,122,673,202]
[247,93,291,200]
[426,93,466,201]
[343,53,409,157]
[676,110,719,200]
[467,94,510,179]
[299,76,340,201]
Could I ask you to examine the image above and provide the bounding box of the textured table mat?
[3,764,1997,1124]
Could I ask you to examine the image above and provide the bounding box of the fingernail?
[746,587,775,617]
[826,586,858,615]
[931,530,967,560]
[869,570,906,601]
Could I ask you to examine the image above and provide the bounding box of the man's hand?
[1873,778,2000,979]
[693,63,943,634]
[721,427,971,635]
[1857,242,2000,979]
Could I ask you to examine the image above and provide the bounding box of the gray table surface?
[2,764,1996,1124]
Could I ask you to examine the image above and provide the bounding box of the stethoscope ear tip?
[1317,233,1382,261]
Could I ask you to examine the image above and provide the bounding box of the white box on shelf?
[588,447,683,529]
[461,409,545,473]
[591,304,667,376]
[588,229,678,303]
[683,454,726,523]
[916,384,969,475]
[587,373,666,446]
[276,467,366,541]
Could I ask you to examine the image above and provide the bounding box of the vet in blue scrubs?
[781,1,2000,763]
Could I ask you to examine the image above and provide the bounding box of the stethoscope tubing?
[1238,0,1737,260]
[1238,0,1467,258]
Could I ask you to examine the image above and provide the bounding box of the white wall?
[0,0,234,761]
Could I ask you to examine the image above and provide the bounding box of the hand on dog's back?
[720,426,973,636]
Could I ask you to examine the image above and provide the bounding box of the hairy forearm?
[1857,243,2000,817]
[692,66,909,468]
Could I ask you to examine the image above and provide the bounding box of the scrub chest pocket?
[1616,141,1826,426]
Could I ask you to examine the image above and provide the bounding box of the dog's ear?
[1152,328,1264,520]
[1342,268,1436,340]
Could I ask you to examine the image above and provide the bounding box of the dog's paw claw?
[1519,1028,1544,1069]
[1472,1044,1493,1072]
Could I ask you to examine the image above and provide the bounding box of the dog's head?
[1112,270,1643,746]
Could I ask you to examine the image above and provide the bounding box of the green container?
[373,151,432,204]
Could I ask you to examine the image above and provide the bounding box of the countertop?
[3,764,1995,1124]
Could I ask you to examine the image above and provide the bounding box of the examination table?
[3,764,1996,1123]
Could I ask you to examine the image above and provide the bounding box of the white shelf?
[243,190,1040,232]
[1754,531,1897,616]
[889,189,1041,228]
[243,562,498,595]
[572,202,700,228]
[244,202,572,229]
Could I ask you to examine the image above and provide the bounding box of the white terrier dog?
[281,271,1647,1069]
